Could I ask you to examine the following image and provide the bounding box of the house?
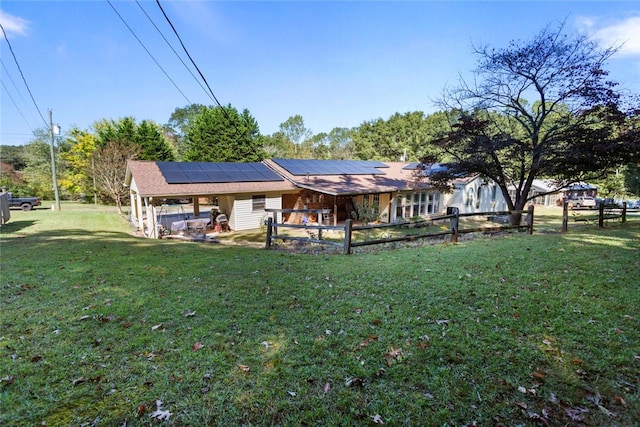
[125,159,447,236]
[125,160,298,237]
[127,158,588,237]
[263,159,444,224]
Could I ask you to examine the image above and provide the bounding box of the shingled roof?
[125,160,298,198]
[263,159,427,196]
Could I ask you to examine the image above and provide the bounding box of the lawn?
[1,204,638,426]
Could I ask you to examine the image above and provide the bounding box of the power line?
[154,1,229,116]
[1,59,31,108]
[1,80,36,133]
[0,22,48,129]
[106,0,192,105]
[135,0,215,104]
[155,0,250,141]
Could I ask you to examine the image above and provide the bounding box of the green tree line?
[1,24,639,209]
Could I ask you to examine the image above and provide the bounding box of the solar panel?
[157,162,284,184]
[161,170,190,184]
[272,159,387,175]
[403,162,420,170]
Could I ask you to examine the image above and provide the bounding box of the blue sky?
[1,1,639,146]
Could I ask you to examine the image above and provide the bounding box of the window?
[252,195,266,212]
[396,191,441,219]
[466,188,474,206]
[372,193,380,214]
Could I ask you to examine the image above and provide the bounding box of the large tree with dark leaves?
[183,105,264,162]
[429,23,640,222]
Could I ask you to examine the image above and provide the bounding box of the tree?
[59,128,97,198]
[279,115,312,157]
[183,105,264,162]
[0,145,28,170]
[91,139,141,214]
[94,117,175,161]
[429,23,640,223]
[165,104,207,158]
[326,127,356,160]
[262,131,296,158]
[21,128,60,199]
[353,111,443,161]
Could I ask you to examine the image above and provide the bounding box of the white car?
[567,196,596,209]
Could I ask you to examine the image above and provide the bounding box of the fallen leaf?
[371,414,384,424]
[563,405,588,422]
[518,386,527,394]
[192,342,203,351]
[597,404,616,417]
[287,391,297,397]
[345,377,363,387]
[79,315,90,321]
[571,358,584,365]
[72,377,86,386]
[359,335,378,347]
[238,364,250,372]
[323,382,331,394]
[149,400,172,421]
[0,375,16,385]
[183,310,196,317]
[436,319,450,326]
[151,323,162,331]
[150,408,172,420]
[516,402,528,410]
[261,341,271,349]
[137,403,147,416]
[531,371,546,380]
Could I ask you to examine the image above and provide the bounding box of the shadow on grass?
[0,220,38,234]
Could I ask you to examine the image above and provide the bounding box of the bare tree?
[90,140,140,214]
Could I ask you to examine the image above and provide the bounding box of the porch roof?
[125,160,298,198]
[263,159,428,196]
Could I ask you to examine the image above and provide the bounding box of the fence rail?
[265,206,534,254]
[561,202,626,231]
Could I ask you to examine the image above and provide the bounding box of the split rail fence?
[265,206,535,254]
[562,202,627,232]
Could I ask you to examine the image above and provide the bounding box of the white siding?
[445,178,509,214]
[228,192,283,231]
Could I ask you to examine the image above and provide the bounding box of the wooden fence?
[265,206,534,254]
[562,202,626,232]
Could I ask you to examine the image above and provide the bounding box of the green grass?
[1,204,639,426]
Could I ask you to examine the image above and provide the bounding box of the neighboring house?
[125,160,298,236]
[444,175,571,214]
[561,182,598,200]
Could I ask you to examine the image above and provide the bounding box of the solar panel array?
[157,162,284,184]
[272,159,388,176]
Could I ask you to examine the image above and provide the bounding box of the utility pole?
[49,109,61,211]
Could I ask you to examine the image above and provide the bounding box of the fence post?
[562,202,568,232]
[265,216,273,249]
[622,201,627,223]
[598,203,605,228]
[343,219,353,254]
[450,207,459,243]
[527,205,534,234]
